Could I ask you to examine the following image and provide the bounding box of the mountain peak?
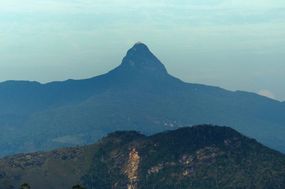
[127,42,151,56]
[134,41,148,48]
[118,42,168,74]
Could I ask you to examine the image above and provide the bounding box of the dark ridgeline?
[0,125,284,189]
[0,43,284,156]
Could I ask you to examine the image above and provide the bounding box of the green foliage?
[0,125,284,189]
[82,147,112,189]
[82,125,285,189]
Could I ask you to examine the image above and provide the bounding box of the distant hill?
[0,125,284,189]
[0,43,285,156]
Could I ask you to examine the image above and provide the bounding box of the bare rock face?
[126,148,140,189]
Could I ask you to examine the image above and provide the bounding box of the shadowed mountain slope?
[0,43,284,156]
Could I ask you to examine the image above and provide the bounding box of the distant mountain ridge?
[0,43,284,156]
[0,125,284,189]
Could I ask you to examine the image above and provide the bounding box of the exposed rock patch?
[126,148,140,189]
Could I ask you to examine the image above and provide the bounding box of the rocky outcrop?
[126,148,140,189]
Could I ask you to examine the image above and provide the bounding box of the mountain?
[0,42,285,156]
[0,125,284,189]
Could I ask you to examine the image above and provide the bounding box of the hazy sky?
[0,0,284,100]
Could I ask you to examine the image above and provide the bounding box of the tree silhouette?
[20,183,31,189]
[72,184,86,189]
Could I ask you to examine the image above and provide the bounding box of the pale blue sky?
[0,0,285,100]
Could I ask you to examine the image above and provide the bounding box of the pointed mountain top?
[105,42,182,86]
[127,42,151,56]
[134,41,146,46]
[132,42,149,51]
[118,42,168,74]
